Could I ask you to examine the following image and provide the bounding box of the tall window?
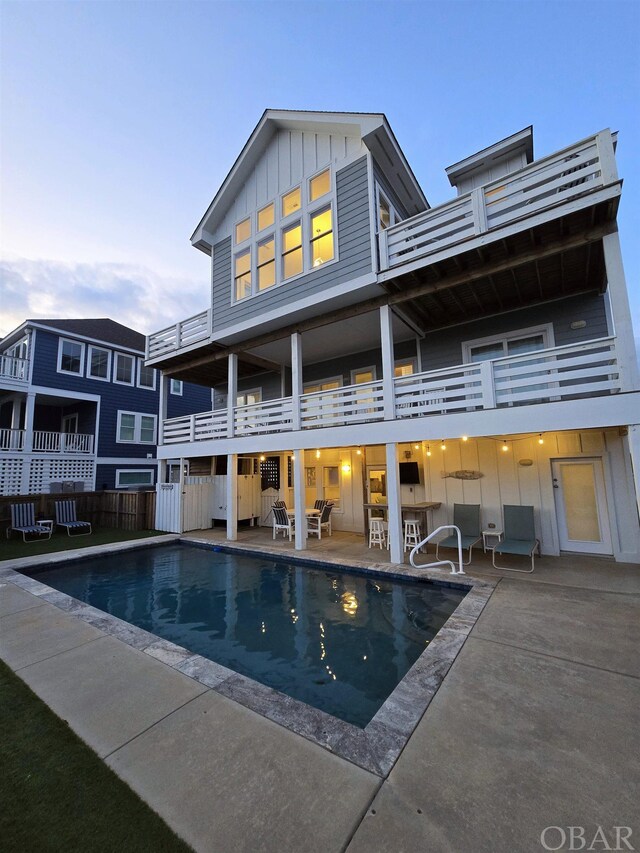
[88,346,110,380]
[58,339,84,375]
[235,249,252,300]
[282,222,303,280]
[257,237,275,291]
[114,353,134,385]
[310,207,333,267]
[137,359,156,389]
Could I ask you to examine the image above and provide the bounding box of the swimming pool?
[26,543,466,727]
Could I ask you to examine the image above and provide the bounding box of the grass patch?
[0,527,165,562]
[0,658,192,852]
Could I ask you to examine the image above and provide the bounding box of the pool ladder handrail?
[409,525,465,575]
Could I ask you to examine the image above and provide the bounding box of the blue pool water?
[28,544,466,727]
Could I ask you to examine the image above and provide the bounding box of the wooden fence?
[0,490,157,534]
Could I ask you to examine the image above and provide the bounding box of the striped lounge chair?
[7,503,53,542]
[55,500,92,537]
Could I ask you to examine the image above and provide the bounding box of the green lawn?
[0,527,165,562]
[0,659,193,852]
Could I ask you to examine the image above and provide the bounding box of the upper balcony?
[0,354,29,387]
[160,336,624,448]
[147,130,621,368]
[0,430,95,455]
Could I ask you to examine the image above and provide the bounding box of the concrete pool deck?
[1,535,639,852]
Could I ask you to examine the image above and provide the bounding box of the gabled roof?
[445,126,534,188]
[191,109,429,252]
[2,318,145,352]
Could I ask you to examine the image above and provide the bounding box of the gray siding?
[419,294,609,371]
[211,156,372,335]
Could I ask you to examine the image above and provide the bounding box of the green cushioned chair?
[435,503,482,566]
[492,505,539,573]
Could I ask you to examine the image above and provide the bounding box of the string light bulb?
[538,434,544,445]
[462,435,468,442]
[426,445,432,457]
[440,440,446,451]
[356,448,362,455]
[502,441,509,452]
[315,449,321,459]
[414,443,420,450]
[259,454,266,462]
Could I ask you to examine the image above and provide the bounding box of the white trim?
[170,378,183,396]
[86,345,112,382]
[116,410,158,444]
[136,358,157,390]
[57,338,86,376]
[28,385,101,403]
[375,184,402,233]
[115,468,156,488]
[113,352,135,386]
[3,321,145,356]
[462,323,555,363]
[96,457,159,465]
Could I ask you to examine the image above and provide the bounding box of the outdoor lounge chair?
[435,503,482,565]
[55,500,92,537]
[273,506,295,541]
[308,502,333,539]
[7,503,52,542]
[492,504,539,573]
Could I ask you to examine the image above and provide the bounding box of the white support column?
[178,455,186,534]
[628,425,640,521]
[292,449,307,550]
[10,396,21,431]
[23,392,35,453]
[227,353,238,437]
[386,442,403,564]
[380,305,395,420]
[158,374,168,445]
[602,231,640,391]
[291,333,303,431]
[226,453,238,540]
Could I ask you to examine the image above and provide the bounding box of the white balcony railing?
[380,130,616,272]
[0,354,29,382]
[160,338,621,446]
[147,309,211,360]
[0,430,94,454]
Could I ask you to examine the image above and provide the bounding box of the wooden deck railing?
[379,130,617,271]
[146,309,210,360]
[159,337,621,446]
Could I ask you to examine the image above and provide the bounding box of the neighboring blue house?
[0,318,212,495]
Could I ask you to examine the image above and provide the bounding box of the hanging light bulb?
[462,435,468,442]
[356,447,362,456]
[259,454,266,462]
[502,441,509,452]
[414,443,420,450]
[440,440,446,451]
[315,449,321,459]
[538,434,544,445]
[426,445,432,457]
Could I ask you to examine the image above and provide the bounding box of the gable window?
[117,411,157,444]
[376,187,402,232]
[257,237,276,291]
[87,346,110,381]
[58,339,84,375]
[115,469,155,488]
[257,203,274,232]
[235,217,251,244]
[309,169,330,202]
[137,359,156,389]
[282,187,301,218]
[310,207,334,267]
[170,379,183,395]
[282,222,303,280]
[235,249,252,300]
[114,353,134,385]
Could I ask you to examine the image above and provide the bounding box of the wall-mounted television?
[399,461,420,485]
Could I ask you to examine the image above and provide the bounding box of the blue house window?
[114,353,135,385]
[137,359,156,390]
[87,346,111,381]
[115,469,155,488]
[170,379,183,395]
[57,339,85,375]
[117,411,157,444]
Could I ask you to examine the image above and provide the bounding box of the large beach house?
[146,110,640,564]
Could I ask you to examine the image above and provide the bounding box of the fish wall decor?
[441,470,483,480]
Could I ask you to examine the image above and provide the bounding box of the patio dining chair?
[308,502,333,539]
[492,505,539,573]
[7,503,52,542]
[313,499,328,511]
[273,506,295,541]
[54,500,92,537]
[435,503,482,566]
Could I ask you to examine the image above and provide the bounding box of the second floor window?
[235,250,252,301]
[117,411,157,444]
[282,222,303,280]
[88,346,110,380]
[170,379,183,395]
[58,339,84,375]
[114,353,135,385]
[138,360,156,389]
[310,207,334,267]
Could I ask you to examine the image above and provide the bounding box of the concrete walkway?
[1,544,639,852]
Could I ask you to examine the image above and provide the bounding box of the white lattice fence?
[0,458,24,496]
[27,458,95,494]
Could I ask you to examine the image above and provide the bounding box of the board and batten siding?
[419,293,609,371]
[210,156,372,335]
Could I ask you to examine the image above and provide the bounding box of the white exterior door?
[552,458,612,554]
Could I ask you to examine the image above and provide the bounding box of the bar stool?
[369,518,387,549]
[403,518,422,552]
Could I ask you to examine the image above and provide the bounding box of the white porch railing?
[301,380,385,428]
[380,130,614,271]
[0,430,94,453]
[147,309,211,360]
[0,428,25,450]
[0,355,29,382]
[159,338,621,445]
[32,432,94,453]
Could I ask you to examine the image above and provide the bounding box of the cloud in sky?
[0,255,208,339]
